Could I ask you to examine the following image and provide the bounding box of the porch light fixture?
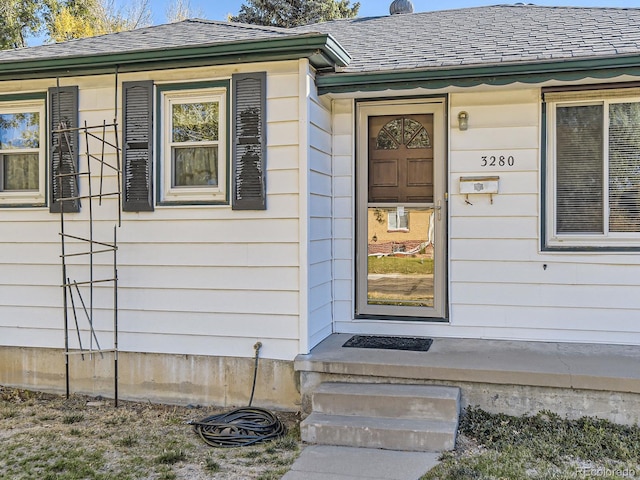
[458,111,469,131]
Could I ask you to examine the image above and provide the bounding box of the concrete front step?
[301,412,457,452]
[312,382,460,421]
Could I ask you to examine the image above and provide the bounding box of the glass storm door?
[357,101,446,319]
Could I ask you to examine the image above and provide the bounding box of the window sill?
[158,188,229,205]
[544,238,640,252]
[0,202,47,209]
[0,194,46,208]
[157,200,229,207]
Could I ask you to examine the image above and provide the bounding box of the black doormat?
[342,335,433,352]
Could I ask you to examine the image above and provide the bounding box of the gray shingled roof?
[294,5,640,73]
[1,5,639,73]
[0,19,294,62]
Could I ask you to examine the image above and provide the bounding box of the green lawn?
[368,255,434,275]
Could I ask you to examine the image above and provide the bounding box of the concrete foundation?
[0,346,300,411]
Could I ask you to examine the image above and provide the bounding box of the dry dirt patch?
[0,386,301,480]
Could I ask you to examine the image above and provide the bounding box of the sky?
[147,0,640,25]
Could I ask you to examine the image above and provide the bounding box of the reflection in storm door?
[357,104,446,319]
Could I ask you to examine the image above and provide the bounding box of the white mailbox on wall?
[459,176,499,203]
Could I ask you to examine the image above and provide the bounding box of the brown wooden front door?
[368,114,434,204]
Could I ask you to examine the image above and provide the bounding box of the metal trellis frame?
[55,82,122,406]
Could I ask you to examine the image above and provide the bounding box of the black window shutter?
[49,86,79,213]
[232,72,267,210]
[122,81,154,212]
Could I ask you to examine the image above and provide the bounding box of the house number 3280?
[481,155,515,167]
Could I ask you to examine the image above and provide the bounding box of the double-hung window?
[122,74,265,210]
[0,98,46,206]
[388,206,409,231]
[159,83,228,204]
[545,88,640,248]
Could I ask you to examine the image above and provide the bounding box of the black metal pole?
[56,79,71,399]
[114,226,119,407]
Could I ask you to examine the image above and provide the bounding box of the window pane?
[367,206,434,307]
[0,112,39,149]
[3,153,39,190]
[399,210,409,229]
[388,209,397,229]
[376,130,398,150]
[173,146,218,187]
[172,102,218,143]
[556,105,604,233]
[387,208,409,231]
[407,128,431,149]
[384,119,403,145]
[403,118,421,144]
[609,102,640,232]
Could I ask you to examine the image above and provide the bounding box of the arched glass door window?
[375,117,431,150]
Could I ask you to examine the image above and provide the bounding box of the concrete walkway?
[281,445,440,480]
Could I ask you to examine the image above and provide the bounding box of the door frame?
[355,98,448,320]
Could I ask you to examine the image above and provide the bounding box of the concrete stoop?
[300,382,460,452]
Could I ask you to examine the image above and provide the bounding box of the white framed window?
[160,86,227,203]
[546,90,640,248]
[388,206,409,231]
[0,99,46,206]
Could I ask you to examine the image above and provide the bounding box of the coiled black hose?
[189,407,287,447]
[189,342,287,447]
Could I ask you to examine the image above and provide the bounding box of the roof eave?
[0,33,351,80]
[317,54,640,94]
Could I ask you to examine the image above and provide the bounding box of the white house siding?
[305,64,334,350]
[449,87,640,345]
[0,61,306,367]
[331,99,356,334]
[329,86,640,345]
